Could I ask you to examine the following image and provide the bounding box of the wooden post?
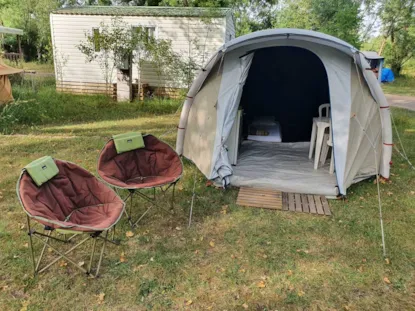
[17,35,23,62]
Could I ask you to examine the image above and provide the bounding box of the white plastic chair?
[319,103,330,117]
[309,103,331,170]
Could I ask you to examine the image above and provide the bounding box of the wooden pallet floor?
[282,192,331,215]
[236,187,331,216]
[236,187,283,210]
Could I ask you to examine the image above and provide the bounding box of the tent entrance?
[229,46,337,195]
[240,46,330,142]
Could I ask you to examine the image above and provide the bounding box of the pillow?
[113,132,145,154]
[251,116,276,126]
[25,156,59,187]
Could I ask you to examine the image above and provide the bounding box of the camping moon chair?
[17,157,125,277]
[97,133,183,227]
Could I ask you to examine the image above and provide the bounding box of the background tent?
[176,29,393,196]
[0,63,23,104]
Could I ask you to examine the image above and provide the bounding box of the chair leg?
[95,231,108,277]
[329,148,335,174]
[309,122,317,159]
[26,216,36,276]
[320,133,330,165]
[314,125,325,170]
[36,230,51,272]
[88,237,97,275]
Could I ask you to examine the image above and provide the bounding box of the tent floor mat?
[236,187,331,216]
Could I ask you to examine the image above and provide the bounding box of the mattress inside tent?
[230,141,339,196]
[247,123,282,142]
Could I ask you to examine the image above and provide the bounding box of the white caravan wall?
[50,14,228,87]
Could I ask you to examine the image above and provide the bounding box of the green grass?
[382,59,415,96]
[0,79,414,310]
[1,60,55,74]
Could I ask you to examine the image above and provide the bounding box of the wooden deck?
[236,187,331,216]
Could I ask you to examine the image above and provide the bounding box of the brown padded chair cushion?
[97,134,183,189]
[18,160,124,232]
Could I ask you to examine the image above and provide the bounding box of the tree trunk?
[391,63,402,77]
[183,0,189,6]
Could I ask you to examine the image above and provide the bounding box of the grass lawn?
[0,80,414,310]
[382,59,415,97]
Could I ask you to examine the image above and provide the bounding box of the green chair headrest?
[25,156,59,187]
[112,132,145,154]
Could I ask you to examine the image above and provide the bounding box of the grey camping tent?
[176,29,392,197]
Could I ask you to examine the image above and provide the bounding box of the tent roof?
[52,6,232,18]
[361,51,384,60]
[0,26,23,36]
[218,28,356,56]
[0,63,23,76]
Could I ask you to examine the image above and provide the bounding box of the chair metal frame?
[117,180,178,228]
[25,216,120,277]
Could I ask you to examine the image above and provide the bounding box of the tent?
[0,63,22,104]
[176,29,392,197]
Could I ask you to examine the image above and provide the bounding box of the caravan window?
[133,26,156,44]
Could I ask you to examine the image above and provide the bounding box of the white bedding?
[247,123,282,142]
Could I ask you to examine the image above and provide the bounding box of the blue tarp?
[381,68,395,83]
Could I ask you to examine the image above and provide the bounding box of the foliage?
[379,0,415,76]
[274,0,362,47]
[77,17,139,91]
[0,0,61,61]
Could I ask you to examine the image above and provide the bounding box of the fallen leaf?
[78,261,85,267]
[120,252,127,263]
[298,290,305,297]
[362,258,367,263]
[287,270,293,276]
[410,191,414,195]
[20,300,29,311]
[239,268,246,273]
[262,254,268,259]
[385,258,390,265]
[256,280,266,288]
[185,299,193,306]
[386,191,393,196]
[383,277,391,284]
[242,303,249,309]
[209,240,215,247]
[220,209,227,215]
[59,260,67,267]
[97,292,105,304]
[194,249,200,254]
[23,243,29,248]
[175,226,182,231]
[150,257,154,262]
[125,231,134,238]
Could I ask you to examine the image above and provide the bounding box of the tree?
[78,17,139,94]
[160,0,279,36]
[379,0,415,75]
[274,0,362,47]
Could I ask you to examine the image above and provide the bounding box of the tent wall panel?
[183,63,222,176]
